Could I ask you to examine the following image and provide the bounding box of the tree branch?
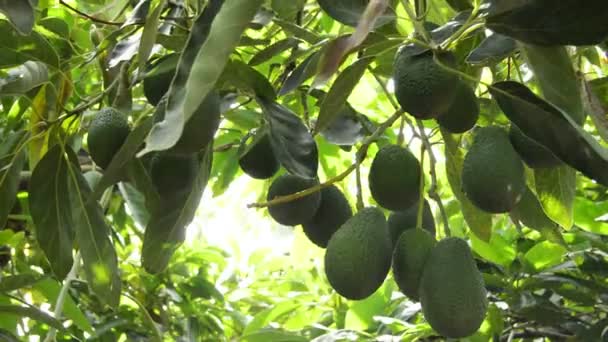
[59,0,124,26]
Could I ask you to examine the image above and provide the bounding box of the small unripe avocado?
[238,133,279,180]
[392,229,436,300]
[87,108,130,169]
[393,49,459,119]
[302,185,352,248]
[509,125,561,168]
[436,82,479,133]
[169,91,221,155]
[462,126,526,213]
[267,174,321,226]
[369,144,421,211]
[420,237,488,338]
[387,199,435,246]
[150,153,199,197]
[324,207,392,300]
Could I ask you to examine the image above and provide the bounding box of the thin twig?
[355,163,364,210]
[59,0,124,26]
[400,0,436,49]
[248,109,404,208]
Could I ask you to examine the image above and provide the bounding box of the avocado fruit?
[387,199,435,246]
[392,228,436,300]
[302,185,352,248]
[420,237,488,338]
[509,125,562,168]
[462,126,526,213]
[393,49,459,119]
[169,91,221,155]
[87,108,131,169]
[150,152,199,197]
[324,207,392,300]
[238,133,279,180]
[436,82,479,133]
[267,174,321,226]
[369,144,421,211]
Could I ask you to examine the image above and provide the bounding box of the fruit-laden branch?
[247,109,404,209]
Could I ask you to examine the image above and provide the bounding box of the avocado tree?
[1,0,608,340]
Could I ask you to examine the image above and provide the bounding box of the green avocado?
[169,91,221,155]
[87,108,131,169]
[387,199,435,246]
[267,174,321,226]
[436,82,479,133]
[239,133,279,180]
[392,228,436,300]
[324,207,392,300]
[302,185,352,248]
[149,153,199,197]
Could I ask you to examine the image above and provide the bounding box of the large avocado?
[462,126,526,213]
[302,185,352,248]
[324,207,392,300]
[436,81,479,134]
[420,237,488,338]
[239,133,279,180]
[87,108,131,169]
[387,199,436,246]
[267,174,321,226]
[392,229,436,300]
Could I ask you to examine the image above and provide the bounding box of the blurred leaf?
[317,0,395,27]
[534,166,575,230]
[314,57,373,134]
[441,129,492,241]
[486,0,608,46]
[0,305,64,331]
[249,38,299,66]
[0,329,18,342]
[345,284,390,330]
[0,20,59,67]
[122,0,151,27]
[582,77,608,143]
[141,0,263,156]
[211,148,240,197]
[524,241,567,271]
[574,198,608,235]
[137,1,165,76]
[490,81,608,187]
[511,187,565,244]
[273,19,322,44]
[279,49,322,96]
[466,33,516,65]
[240,328,308,342]
[258,98,318,179]
[244,301,300,334]
[0,61,48,95]
[29,145,74,280]
[271,0,306,20]
[222,59,276,100]
[0,0,34,35]
[0,274,42,293]
[471,233,516,267]
[33,278,93,332]
[108,32,142,69]
[0,131,27,230]
[320,104,371,146]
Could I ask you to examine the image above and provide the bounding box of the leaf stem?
[355,163,364,210]
[400,0,436,49]
[416,143,426,230]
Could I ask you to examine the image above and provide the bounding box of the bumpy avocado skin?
[392,229,436,300]
[369,145,421,211]
[170,91,221,155]
[239,134,279,180]
[509,125,562,168]
[420,237,488,338]
[387,199,436,246]
[324,207,392,300]
[462,126,526,213]
[393,50,459,119]
[436,82,479,133]
[302,185,353,248]
[87,108,131,169]
[267,174,321,226]
[150,153,199,197]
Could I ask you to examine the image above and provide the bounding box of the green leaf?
[0,0,35,35]
[271,0,306,20]
[534,167,575,230]
[118,182,150,228]
[490,81,608,187]
[345,284,390,330]
[143,53,179,106]
[211,148,240,197]
[138,1,165,76]
[441,129,492,241]
[0,20,59,67]
[240,329,308,342]
[466,33,516,65]
[249,37,299,66]
[314,56,373,135]
[273,19,322,44]
[511,187,565,244]
[123,0,151,27]
[244,301,300,334]
[141,0,263,156]
[221,59,276,100]
[0,304,65,331]
[278,49,322,96]
[29,145,74,280]
[486,0,608,46]
[0,274,42,293]
[33,278,93,333]
[523,241,567,271]
[64,147,121,308]
[142,145,213,274]
[470,233,516,267]
[317,0,395,27]
[258,98,318,179]
[0,131,27,230]
[0,61,48,95]
[573,198,608,235]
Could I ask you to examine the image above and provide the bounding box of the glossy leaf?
[0,131,26,230]
[0,61,48,95]
[142,146,213,274]
[141,0,263,156]
[221,59,276,100]
[249,37,299,66]
[534,166,575,230]
[0,0,34,35]
[258,98,318,179]
[29,145,74,280]
[278,49,322,96]
[511,187,565,244]
[524,241,567,271]
[486,0,608,46]
[0,20,59,67]
[122,0,151,27]
[137,1,165,76]
[490,81,608,187]
[317,0,396,27]
[466,33,516,65]
[320,104,372,146]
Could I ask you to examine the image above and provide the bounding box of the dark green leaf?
[317,0,395,27]
[490,81,608,186]
[0,61,48,96]
[511,187,565,245]
[466,33,516,65]
[33,278,93,332]
[0,274,42,293]
[0,305,65,331]
[486,0,608,46]
[29,145,74,280]
[118,182,151,228]
[278,49,322,96]
[249,37,299,66]
[123,0,151,27]
[314,56,373,135]
[0,0,34,35]
[320,104,371,146]
[137,1,164,75]
[273,19,322,44]
[142,146,213,274]
[0,131,26,230]
[141,0,263,156]
[0,20,59,67]
[258,98,318,179]
[271,0,306,20]
[221,59,276,100]
[0,328,18,342]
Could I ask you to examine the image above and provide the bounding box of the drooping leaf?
[278,49,322,96]
[466,33,516,65]
[122,0,151,27]
[490,81,608,187]
[441,129,492,241]
[29,145,74,280]
[0,20,59,67]
[141,0,263,156]
[0,131,27,230]
[118,181,151,228]
[141,146,213,274]
[0,61,48,95]
[0,274,42,293]
[221,59,276,100]
[485,0,608,46]
[33,278,93,333]
[582,78,608,143]
[0,0,35,35]
[249,37,299,66]
[143,53,179,106]
[317,0,396,28]
[320,104,372,146]
[0,305,65,331]
[534,166,575,230]
[108,31,142,69]
[258,98,318,179]
[273,19,322,44]
[314,56,373,135]
[64,147,121,307]
[511,187,565,244]
[137,1,165,76]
